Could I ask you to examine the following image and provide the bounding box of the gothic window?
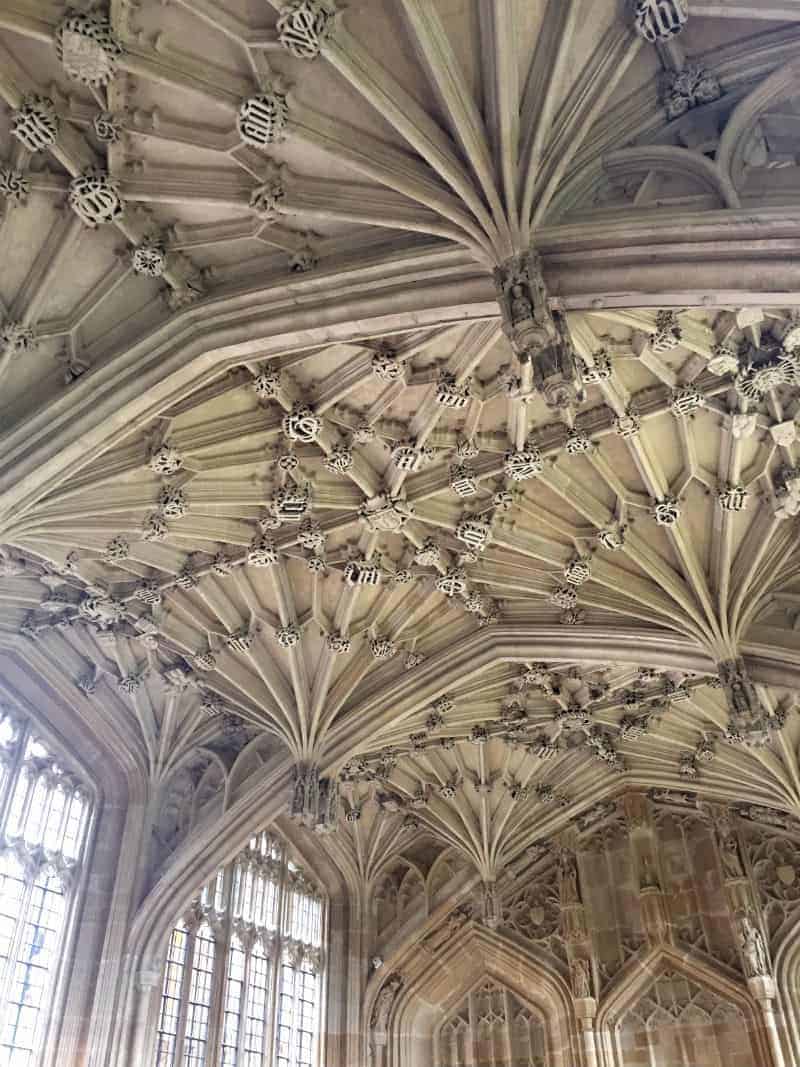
[154,832,325,1067]
[0,711,93,1067]
[436,980,548,1067]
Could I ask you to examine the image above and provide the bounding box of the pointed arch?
[372,923,578,1067]
[772,908,800,1066]
[596,943,771,1067]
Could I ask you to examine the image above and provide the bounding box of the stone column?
[574,997,600,1067]
[558,836,599,1067]
[706,809,788,1067]
[748,976,787,1067]
[128,967,162,1067]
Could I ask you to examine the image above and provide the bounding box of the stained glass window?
[0,711,92,1067]
[154,833,324,1067]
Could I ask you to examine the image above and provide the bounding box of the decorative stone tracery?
[277,0,335,59]
[632,0,688,44]
[56,12,123,87]
[11,95,59,151]
[68,170,124,228]
[237,90,289,147]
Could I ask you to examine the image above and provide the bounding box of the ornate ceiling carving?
[2,0,800,905]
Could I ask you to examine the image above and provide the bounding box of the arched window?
[155,832,325,1067]
[0,709,93,1066]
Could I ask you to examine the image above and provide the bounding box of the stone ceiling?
[3,0,800,888]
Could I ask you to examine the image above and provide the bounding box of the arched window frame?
[154,831,327,1067]
[0,701,97,1067]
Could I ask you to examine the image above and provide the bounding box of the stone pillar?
[574,997,600,1067]
[128,967,162,1067]
[748,976,787,1067]
[623,792,670,945]
[558,836,600,1067]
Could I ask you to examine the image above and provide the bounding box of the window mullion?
[0,728,28,836]
[174,925,197,1067]
[9,762,38,842]
[49,782,72,854]
[237,941,253,1065]
[0,874,35,1040]
[206,910,230,1067]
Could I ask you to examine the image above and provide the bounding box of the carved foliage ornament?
[0,168,30,204]
[0,322,36,356]
[149,443,183,475]
[132,244,167,278]
[371,350,405,382]
[250,163,287,221]
[159,486,188,519]
[662,65,721,121]
[582,350,612,384]
[650,309,682,353]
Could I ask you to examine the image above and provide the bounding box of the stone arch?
[374,858,428,942]
[596,943,770,1067]
[771,908,800,1066]
[550,145,739,223]
[435,975,550,1067]
[148,747,229,881]
[717,55,800,190]
[227,731,282,804]
[113,767,359,1067]
[374,924,577,1067]
[0,643,147,1067]
[427,846,472,906]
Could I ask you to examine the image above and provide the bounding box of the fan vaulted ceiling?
[2,0,800,891]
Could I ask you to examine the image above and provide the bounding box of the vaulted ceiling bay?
[2,3,800,1067]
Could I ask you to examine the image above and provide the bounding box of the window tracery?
[0,709,92,1066]
[437,980,548,1067]
[617,972,753,1067]
[155,831,325,1067]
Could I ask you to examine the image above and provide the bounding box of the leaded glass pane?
[1,871,65,1064]
[0,712,92,1067]
[220,936,245,1067]
[242,943,270,1067]
[182,924,215,1067]
[156,925,189,1067]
